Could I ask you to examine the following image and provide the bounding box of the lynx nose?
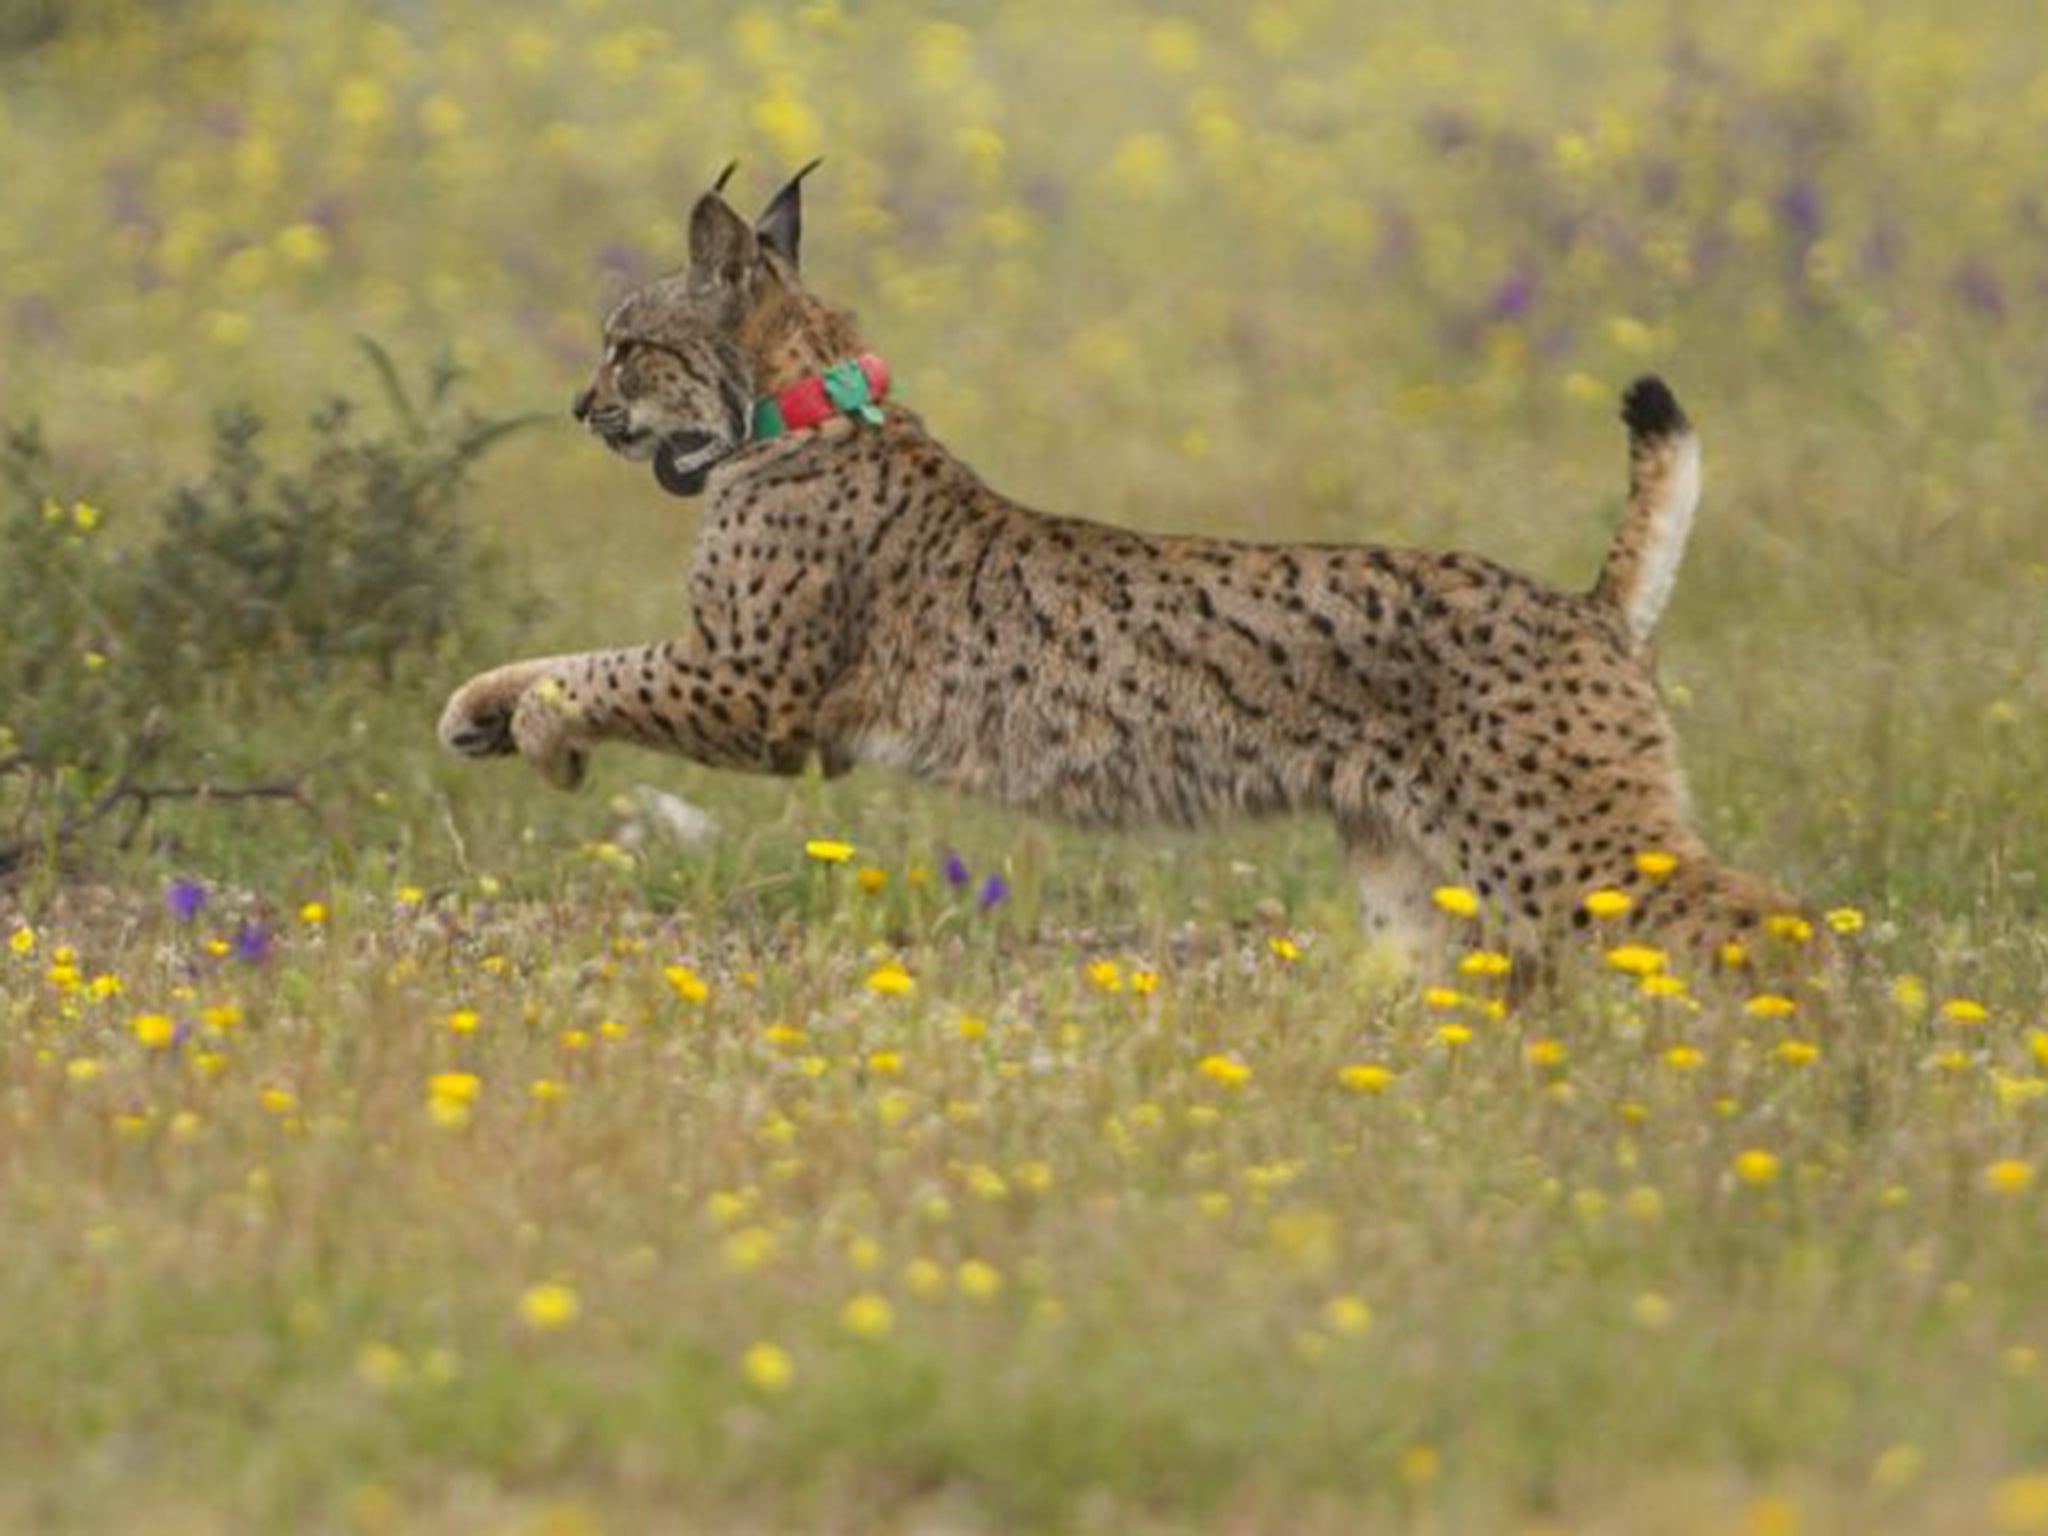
[571,387,595,422]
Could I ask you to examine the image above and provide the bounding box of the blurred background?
[1,0,2043,929]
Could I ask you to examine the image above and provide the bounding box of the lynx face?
[572,286,752,497]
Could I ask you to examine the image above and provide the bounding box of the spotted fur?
[442,169,1799,966]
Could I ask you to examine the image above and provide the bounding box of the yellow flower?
[1435,1024,1473,1048]
[1892,974,1929,1016]
[299,901,327,925]
[1399,1445,1441,1487]
[865,1050,904,1076]
[1197,1054,1252,1088]
[428,1071,480,1105]
[395,884,426,907]
[1267,935,1301,962]
[445,1008,480,1035]
[1458,949,1512,977]
[7,926,33,956]
[1930,1048,1973,1074]
[88,972,124,999]
[1719,940,1749,969]
[1985,1160,2035,1196]
[201,1004,241,1034]
[805,839,855,863]
[1825,906,1865,934]
[1338,1063,1395,1094]
[519,1282,579,1331]
[260,1087,297,1115]
[1634,850,1679,879]
[866,961,915,996]
[66,1057,102,1083]
[1733,1149,1781,1186]
[72,500,101,532]
[840,1292,895,1338]
[1422,986,1465,1010]
[530,1078,567,1103]
[1583,889,1631,919]
[741,1340,794,1392]
[1085,959,1123,992]
[1771,1039,1821,1067]
[1632,1291,1674,1329]
[1605,944,1666,976]
[1323,1295,1373,1335]
[1765,913,1814,943]
[664,965,710,1004]
[131,1013,176,1049]
[1941,998,1989,1026]
[1431,885,1480,918]
[855,867,888,893]
[1641,973,1690,999]
[1130,969,1160,995]
[1745,994,1797,1019]
[957,1259,1004,1300]
[1665,1045,1704,1070]
[1525,1038,1567,1068]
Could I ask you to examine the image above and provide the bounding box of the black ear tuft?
[712,160,740,196]
[1619,375,1689,440]
[755,158,824,269]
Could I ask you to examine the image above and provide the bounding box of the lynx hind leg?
[1341,817,1450,976]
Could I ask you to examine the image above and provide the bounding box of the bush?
[0,343,536,876]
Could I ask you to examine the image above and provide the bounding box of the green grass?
[5,0,2048,1530]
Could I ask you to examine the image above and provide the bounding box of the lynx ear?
[688,183,756,289]
[755,158,822,270]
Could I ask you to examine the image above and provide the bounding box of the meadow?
[3,0,2048,1530]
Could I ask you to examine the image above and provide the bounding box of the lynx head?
[572,161,856,497]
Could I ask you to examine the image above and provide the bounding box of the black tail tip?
[1619,375,1689,438]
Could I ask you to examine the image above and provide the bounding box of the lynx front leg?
[441,640,839,789]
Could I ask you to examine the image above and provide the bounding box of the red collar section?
[751,354,891,439]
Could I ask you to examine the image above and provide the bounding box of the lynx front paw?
[511,677,590,791]
[439,677,521,758]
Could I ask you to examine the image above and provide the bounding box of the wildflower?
[1765,913,1814,943]
[1985,1160,2035,1196]
[355,1342,409,1390]
[1826,906,1865,934]
[1941,998,1989,1026]
[978,873,1010,909]
[87,973,123,999]
[1745,994,1797,1019]
[1993,1475,2048,1533]
[530,1078,567,1103]
[1458,949,1512,977]
[1634,850,1679,878]
[201,1004,241,1034]
[865,1050,904,1076]
[1891,974,1929,1015]
[1771,1039,1821,1067]
[1584,888,1631,919]
[1323,1295,1373,1335]
[664,965,710,1004]
[299,902,327,926]
[866,961,915,996]
[1665,1045,1704,1070]
[131,1013,177,1050]
[1870,1444,1923,1492]
[1632,1292,1674,1329]
[741,1341,794,1392]
[1268,935,1302,962]
[233,922,271,964]
[1930,1048,1972,1075]
[1399,1445,1441,1487]
[1718,941,1748,969]
[1641,973,1690,999]
[445,1008,480,1035]
[804,838,855,863]
[1422,986,1464,1010]
[904,1258,948,1298]
[1130,969,1159,994]
[1338,1063,1396,1094]
[1085,959,1123,992]
[956,1015,988,1041]
[518,1282,580,1331]
[66,1058,102,1083]
[1524,1038,1567,1067]
[165,879,207,922]
[1733,1149,1781,1187]
[840,1293,895,1338]
[1431,885,1480,918]
[395,884,426,907]
[855,866,888,893]
[942,852,971,887]
[260,1088,297,1115]
[1197,1054,1252,1088]
[1435,1024,1473,1048]
[7,926,32,956]
[957,1259,1003,1300]
[1605,944,1666,976]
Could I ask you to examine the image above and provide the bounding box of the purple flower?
[978,873,1010,911]
[1777,178,1823,243]
[943,852,971,888]
[166,878,207,922]
[232,921,272,965]
[1488,273,1534,321]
